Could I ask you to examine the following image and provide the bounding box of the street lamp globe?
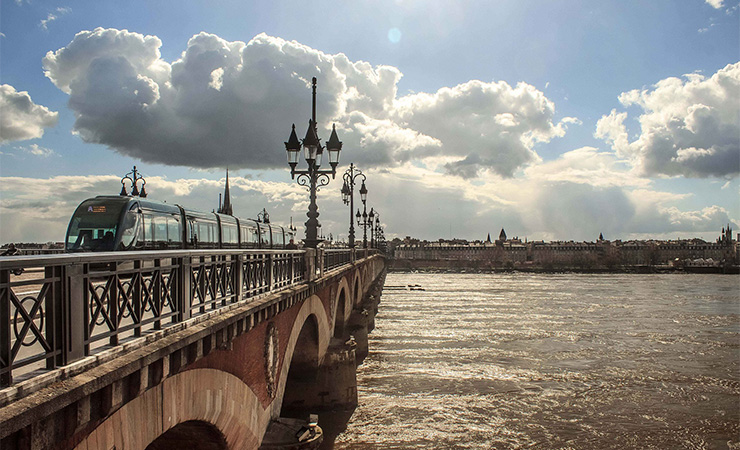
[285,124,301,170]
[359,180,368,203]
[341,181,350,204]
[302,119,320,164]
[326,124,342,171]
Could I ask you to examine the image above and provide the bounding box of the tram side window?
[167,216,181,247]
[119,206,140,249]
[272,228,285,247]
[240,225,259,248]
[260,226,270,248]
[138,213,177,249]
[153,216,168,247]
[221,224,238,246]
[188,219,197,246]
[197,221,218,247]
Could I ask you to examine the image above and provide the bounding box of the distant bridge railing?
[0,247,378,388]
[324,248,352,271]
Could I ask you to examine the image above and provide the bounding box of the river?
[323,272,739,449]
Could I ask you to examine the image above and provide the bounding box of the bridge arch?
[332,276,351,338]
[352,270,363,308]
[146,420,227,450]
[76,369,264,450]
[273,295,330,417]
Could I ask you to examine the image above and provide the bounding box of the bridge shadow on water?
[316,408,356,449]
[279,406,356,450]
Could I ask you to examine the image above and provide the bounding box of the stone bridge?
[0,248,386,449]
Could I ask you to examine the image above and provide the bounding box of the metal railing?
[324,249,352,271]
[0,248,353,387]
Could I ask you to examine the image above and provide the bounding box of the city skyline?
[1,0,739,244]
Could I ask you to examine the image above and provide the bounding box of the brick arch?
[79,297,334,450]
[352,269,363,307]
[271,295,330,417]
[76,369,264,450]
[332,276,351,335]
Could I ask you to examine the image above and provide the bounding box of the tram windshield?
[66,199,127,251]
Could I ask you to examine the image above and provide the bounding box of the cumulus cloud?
[626,189,736,236]
[595,62,740,178]
[524,146,649,188]
[43,28,570,177]
[391,80,574,177]
[0,84,59,143]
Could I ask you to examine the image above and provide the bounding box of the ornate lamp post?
[354,181,369,248]
[284,77,342,248]
[289,217,297,233]
[356,204,374,248]
[257,208,270,224]
[369,208,377,248]
[341,163,366,248]
[372,212,380,248]
[120,166,147,197]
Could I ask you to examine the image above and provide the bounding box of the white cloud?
[43,29,571,177]
[524,147,648,188]
[596,62,740,178]
[626,188,736,237]
[21,144,57,157]
[392,80,574,177]
[705,0,723,9]
[40,7,71,31]
[0,84,59,143]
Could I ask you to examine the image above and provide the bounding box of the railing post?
[133,260,142,336]
[234,253,243,302]
[287,252,293,285]
[1,269,11,387]
[109,262,119,346]
[179,256,192,321]
[266,252,273,291]
[153,259,162,330]
[48,266,63,370]
[317,247,325,278]
[304,249,316,283]
[64,263,86,364]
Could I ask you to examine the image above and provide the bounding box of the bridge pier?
[348,272,384,363]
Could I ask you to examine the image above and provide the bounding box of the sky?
[1,0,739,244]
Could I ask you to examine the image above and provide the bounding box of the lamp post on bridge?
[356,205,374,248]
[119,166,147,197]
[257,208,270,224]
[284,77,343,248]
[372,211,380,248]
[368,209,378,248]
[341,163,366,248]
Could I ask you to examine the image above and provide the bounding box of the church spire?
[219,169,233,215]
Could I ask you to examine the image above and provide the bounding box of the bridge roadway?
[0,248,387,449]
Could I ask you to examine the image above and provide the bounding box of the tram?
[64,196,295,252]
